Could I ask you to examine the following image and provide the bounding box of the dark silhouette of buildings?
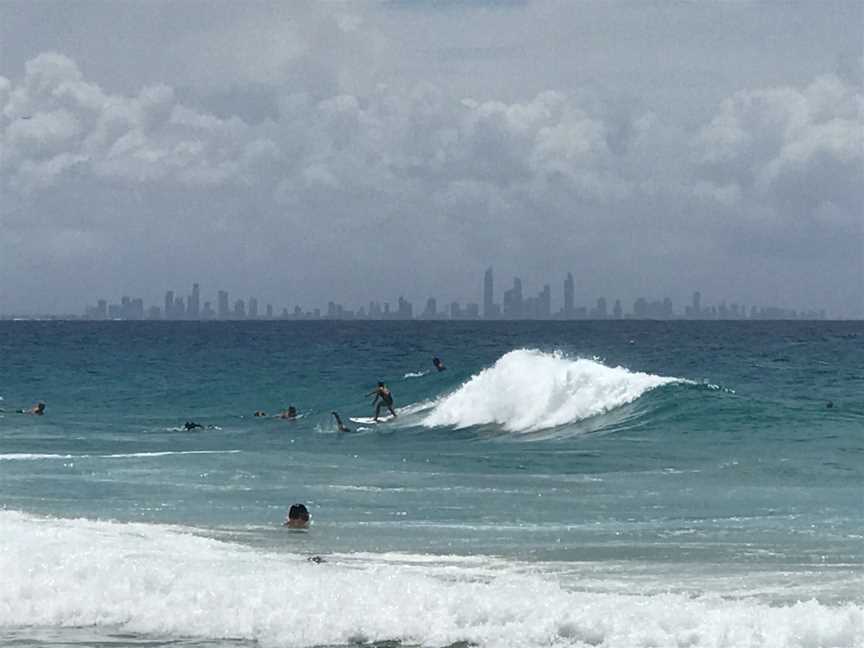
[78,273,829,321]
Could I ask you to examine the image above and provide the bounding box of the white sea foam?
[421,349,682,433]
[0,450,240,461]
[404,370,429,378]
[0,511,860,648]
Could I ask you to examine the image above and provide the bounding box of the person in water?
[279,406,298,420]
[283,503,310,529]
[18,402,46,415]
[253,410,267,417]
[183,421,204,430]
[368,382,396,421]
[332,411,351,433]
[432,357,446,372]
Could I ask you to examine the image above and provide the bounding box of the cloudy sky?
[1,0,862,317]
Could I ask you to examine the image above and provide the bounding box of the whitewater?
[420,349,682,432]
[2,511,861,648]
[1,320,862,647]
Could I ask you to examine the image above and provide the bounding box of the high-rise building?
[502,277,523,318]
[563,273,574,318]
[164,291,174,320]
[592,297,607,319]
[422,297,438,319]
[189,283,200,319]
[217,291,229,319]
[174,296,186,318]
[234,299,246,319]
[483,267,494,319]
[397,296,413,319]
[248,298,258,319]
[540,284,551,319]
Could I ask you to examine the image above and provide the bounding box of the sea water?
[0,320,862,647]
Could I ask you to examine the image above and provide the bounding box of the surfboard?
[349,415,395,425]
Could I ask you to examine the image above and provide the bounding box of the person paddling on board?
[18,402,46,415]
[368,382,396,422]
[332,411,351,433]
[432,357,446,372]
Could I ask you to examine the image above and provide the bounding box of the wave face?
[2,511,861,648]
[421,349,682,433]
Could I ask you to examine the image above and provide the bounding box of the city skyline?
[45,266,828,321]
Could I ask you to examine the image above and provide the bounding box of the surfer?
[332,411,351,433]
[432,357,446,372]
[283,503,310,529]
[18,402,46,415]
[279,406,298,420]
[183,421,204,430]
[254,410,268,417]
[368,382,396,422]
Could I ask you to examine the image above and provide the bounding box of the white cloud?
[694,74,864,224]
[0,54,280,192]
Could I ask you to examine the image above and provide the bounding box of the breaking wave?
[1,511,860,648]
[421,349,683,433]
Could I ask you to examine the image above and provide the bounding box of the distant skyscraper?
[234,299,246,319]
[217,291,229,319]
[174,296,185,319]
[190,283,200,319]
[422,297,438,319]
[502,277,523,318]
[692,291,702,318]
[563,273,574,318]
[164,291,174,320]
[248,297,258,319]
[483,267,494,319]
[594,297,607,319]
[397,296,412,319]
[540,284,551,319]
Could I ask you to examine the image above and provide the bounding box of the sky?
[1,0,862,317]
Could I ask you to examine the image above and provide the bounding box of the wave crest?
[421,349,682,433]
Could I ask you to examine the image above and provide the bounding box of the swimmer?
[183,421,204,430]
[331,411,351,433]
[432,357,446,372]
[18,402,46,415]
[253,410,268,417]
[283,503,310,529]
[279,406,298,420]
[367,382,396,422]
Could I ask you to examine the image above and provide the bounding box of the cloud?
[1,53,280,192]
[694,74,863,226]
[1,43,861,316]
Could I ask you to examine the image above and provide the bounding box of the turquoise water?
[1,321,862,647]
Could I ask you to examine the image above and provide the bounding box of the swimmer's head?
[285,503,310,528]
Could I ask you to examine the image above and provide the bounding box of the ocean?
[1,320,862,648]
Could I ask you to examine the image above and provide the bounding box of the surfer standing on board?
[368,382,396,422]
